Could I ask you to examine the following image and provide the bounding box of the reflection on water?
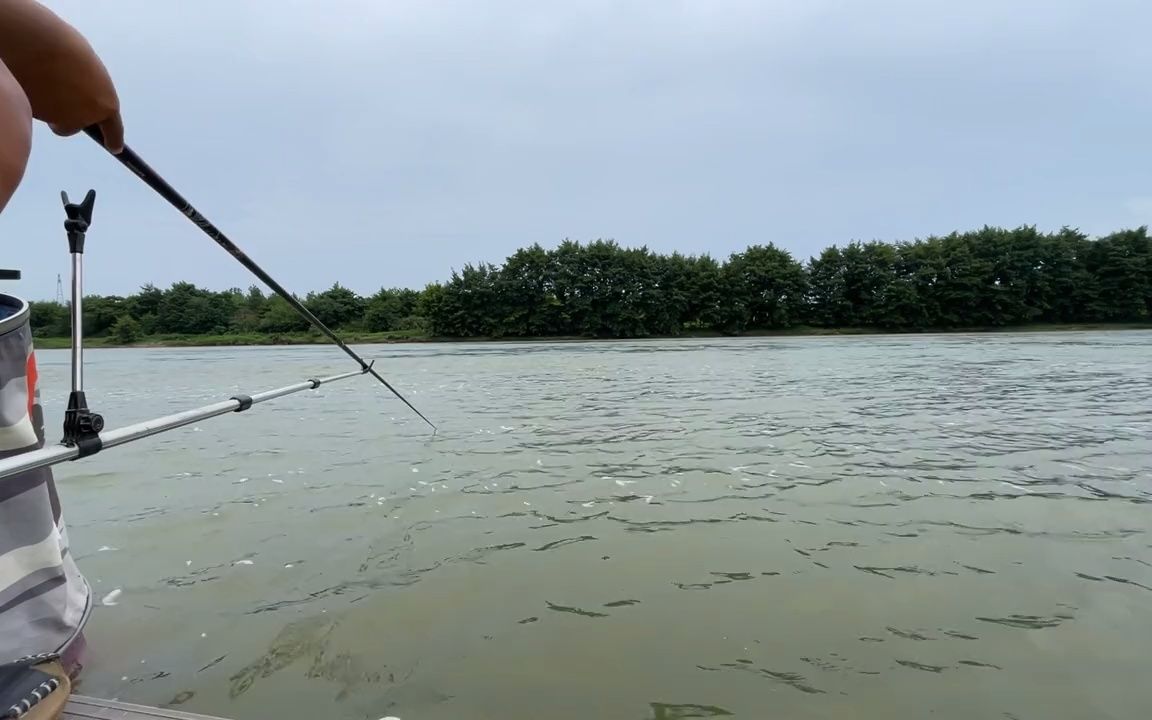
[35,333,1152,719]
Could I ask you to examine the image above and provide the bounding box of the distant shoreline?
[30,323,1152,350]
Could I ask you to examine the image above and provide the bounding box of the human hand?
[0,1,124,153]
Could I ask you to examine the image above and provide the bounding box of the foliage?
[111,315,141,344]
[257,296,310,333]
[304,283,365,329]
[24,226,1152,342]
[719,244,808,333]
[27,300,70,337]
[364,287,421,332]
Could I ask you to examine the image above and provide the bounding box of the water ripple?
[45,333,1152,720]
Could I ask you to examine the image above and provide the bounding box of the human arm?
[0,0,123,152]
[0,60,31,212]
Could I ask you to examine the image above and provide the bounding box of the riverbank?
[29,323,1152,349]
[32,329,426,349]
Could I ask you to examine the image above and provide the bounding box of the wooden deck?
[63,695,231,720]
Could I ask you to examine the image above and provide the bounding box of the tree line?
[27,225,1152,342]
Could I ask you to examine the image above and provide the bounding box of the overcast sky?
[3,0,1150,301]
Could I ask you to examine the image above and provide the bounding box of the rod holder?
[60,189,104,456]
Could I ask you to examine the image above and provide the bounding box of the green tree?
[154,282,233,334]
[112,315,141,344]
[807,241,899,328]
[128,283,164,320]
[1036,228,1097,323]
[19,224,1151,341]
[258,295,311,333]
[429,263,502,337]
[84,294,128,336]
[1084,228,1151,321]
[719,244,808,332]
[683,254,725,330]
[495,244,564,336]
[228,285,268,333]
[304,283,366,329]
[364,288,421,332]
[28,301,71,337]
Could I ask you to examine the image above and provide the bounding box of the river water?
[35,333,1151,720]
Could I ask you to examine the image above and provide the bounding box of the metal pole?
[0,368,365,482]
[70,250,83,393]
[60,190,104,451]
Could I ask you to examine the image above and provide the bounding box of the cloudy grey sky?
[4,0,1150,301]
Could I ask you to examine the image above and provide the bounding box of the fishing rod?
[0,190,373,482]
[81,126,436,432]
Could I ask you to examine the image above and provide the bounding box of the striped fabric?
[0,294,91,664]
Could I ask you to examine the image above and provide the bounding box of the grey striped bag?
[0,294,91,664]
